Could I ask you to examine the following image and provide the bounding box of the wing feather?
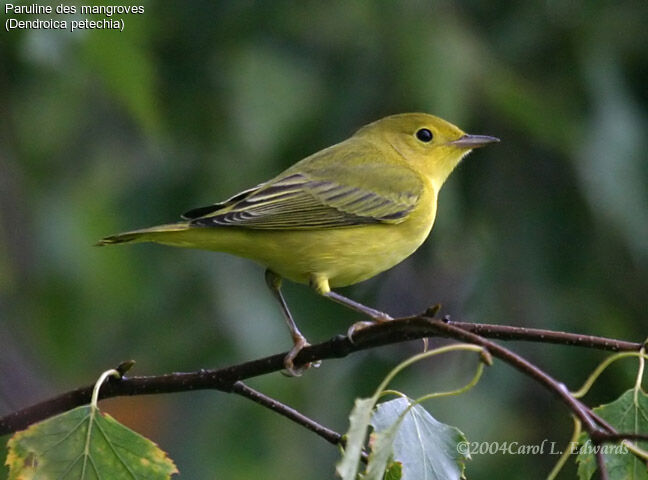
[187,147,424,230]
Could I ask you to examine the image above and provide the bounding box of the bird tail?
[96,223,191,246]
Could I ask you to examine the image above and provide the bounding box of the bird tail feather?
[96,223,190,246]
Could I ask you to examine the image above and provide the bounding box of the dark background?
[1,1,646,478]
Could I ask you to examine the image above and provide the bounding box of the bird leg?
[325,291,393,322]
[265,269,311,376]
[309,275,393,341]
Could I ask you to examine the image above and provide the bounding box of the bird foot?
[369,311,393,322]
[282,338,320,377]
[346,312,393,343]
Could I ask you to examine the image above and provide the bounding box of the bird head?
[356,113,499,192]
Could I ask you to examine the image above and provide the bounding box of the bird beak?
[448,134,500,148]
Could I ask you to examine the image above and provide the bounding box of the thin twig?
[230,381,370,463]
[591,432,648,443]
[446,321,643,352]
[230,381,342,446]
[595,449,609,480]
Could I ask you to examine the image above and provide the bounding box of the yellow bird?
[98,113,498,374]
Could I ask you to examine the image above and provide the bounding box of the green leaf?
[368,397,469,480]
[576,389,648,480]
[336,397,376,480]
[383,461,403,480]
[6,404,178,479]
[364,404,404,480]
[337,345,483,479]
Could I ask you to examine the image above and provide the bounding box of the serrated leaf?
[364,407,403,480]
[6,404,178,479]
[369,397,469,480]
[336,397,376,480]
[576,389,648,480]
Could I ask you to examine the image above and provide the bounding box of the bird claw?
[282,338,320,376]
[346,320,377,343]
[346,309,395,343]
[372,311,393,322]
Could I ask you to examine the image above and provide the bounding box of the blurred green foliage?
[1,1,646,478]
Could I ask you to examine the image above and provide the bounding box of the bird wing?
[184,148,424,230]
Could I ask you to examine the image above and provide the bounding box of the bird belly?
[257,222,430,287]
[165,197,437,288]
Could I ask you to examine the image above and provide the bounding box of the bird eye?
[416,128,433,143]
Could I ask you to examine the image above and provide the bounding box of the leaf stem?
[90,369,120,409]
[634,344,646,404]
[547,416,581,480]
[372,343,486,402]
[571,351,648,399]
[83,369,120,479]
[415,362,485,403]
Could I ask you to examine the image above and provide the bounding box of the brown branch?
[230,381,342,446]
[596,449,609,480]
[591,431,648,443]
[445,320,643,351]
[1,316,643,438]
